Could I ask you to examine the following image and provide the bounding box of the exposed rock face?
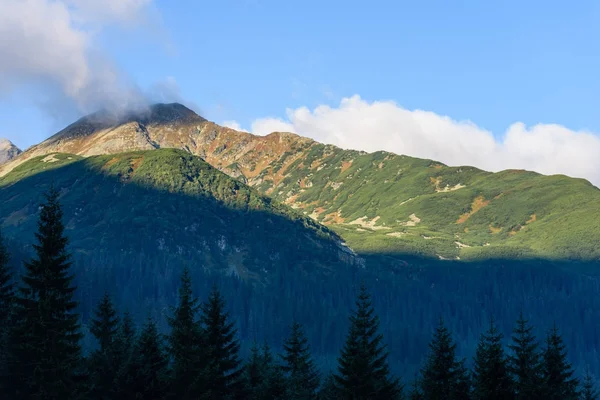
[0,139,21,165]
[0,103,315,182]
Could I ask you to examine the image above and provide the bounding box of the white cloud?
[0,0,154,113]
[247,95,600,187]
[222,121,248,132]
[251,118,295,136]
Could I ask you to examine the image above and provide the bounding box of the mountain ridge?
[0,149,356,278]
[2,103,599,260]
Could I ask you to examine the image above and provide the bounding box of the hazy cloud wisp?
[0,0,157,116]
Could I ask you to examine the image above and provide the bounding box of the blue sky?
[127,0,600,133]
[2,0,600,184]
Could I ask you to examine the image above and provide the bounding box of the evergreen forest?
[0,187,598,399]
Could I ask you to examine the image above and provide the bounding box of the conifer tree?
[3,186,84,399]
[472,318,514,400]
[0,229,14,383]
[112,311,138,400]
[167,267,207,399]
[420,318,471,400]
[90,293,120,353]
[408,378,424,400]
[541,324,579,400]
[0,229,13,335]
[281,321,320,399]
[201,284,246,399]
[258,342,289,400]
[581,369,598,400]
[318,374,340,400]
[245,342,264,398]
[454,360,472,400]
[88,293,120,400]
[508,312,544,400]
[131,316,170,399]
[334,283,402,400]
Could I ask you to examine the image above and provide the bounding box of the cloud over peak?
[228,95,600,187]
[0,0,157,114]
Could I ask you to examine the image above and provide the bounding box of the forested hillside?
[1,150,600,385]
[0,192,596,399]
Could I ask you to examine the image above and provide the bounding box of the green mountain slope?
[3,103,598,261]
[0,149,355,283]
[249,147,600,261]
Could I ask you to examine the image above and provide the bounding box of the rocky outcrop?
[0,139,21,165]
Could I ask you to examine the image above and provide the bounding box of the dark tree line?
[0,188,597,399]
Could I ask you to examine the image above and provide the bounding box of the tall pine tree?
[0,229,13,335]
[201,284,246,399]
[258,342,289,400]
[581,369,598,400]
[112,311,138,400]
[130,316,170,399]
[541,324,579,400]
[167,267,207,399]
[472,317,514,400]
[0,231,15,362]
[508,312,544,400]
[281,321,320,399]
[88,293,120,400]
[0,229,14,391]
[419,318,471,400]
[334,283,402,400]
[245,342,264,398]
[408,377,424,400]
[3,186,84,400]
[90,293,120,353]
[318,374,340,400]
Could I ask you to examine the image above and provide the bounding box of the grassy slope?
[245,144,600,260]
[0,149,350,281]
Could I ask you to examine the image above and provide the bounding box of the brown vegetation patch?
[299,177,311,189]
[456,196,489,224]
[341,160,353,173]
[526,214,537,224]
[308,207,326,220]
[285,194,299,205]
[310,158,323,170]
[129,157,144,174]
[323,210,345,225]
[102,157,120,170]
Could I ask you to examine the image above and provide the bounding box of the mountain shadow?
[1,149,600,380]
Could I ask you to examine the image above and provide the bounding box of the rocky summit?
[0,138,21,165]
[3,102,600,261]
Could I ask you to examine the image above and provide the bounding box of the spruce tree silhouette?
[3,186,84,399]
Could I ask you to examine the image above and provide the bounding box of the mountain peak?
[0,138,21,165]
[144,103,203,123]
[47,102,205,145]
